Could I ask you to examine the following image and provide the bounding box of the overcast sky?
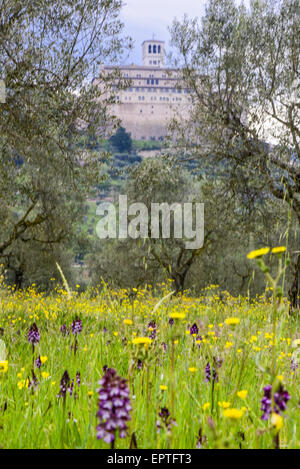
[120,0,207,65]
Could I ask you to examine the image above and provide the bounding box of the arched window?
[148,45,152,53]
[158,45,161,53]
[153,45,157,53]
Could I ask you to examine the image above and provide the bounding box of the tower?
[142,40,165,67]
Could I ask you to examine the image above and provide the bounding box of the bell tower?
[142,40,165,67]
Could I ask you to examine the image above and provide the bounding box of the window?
[153,61,156,65]
[151,79,154,85]
[147,79,150,85]
[148,45,152,53]
[156,79,159,85]
[158,45,161,53]
[153,45,157,53]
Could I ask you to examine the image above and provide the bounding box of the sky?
[120,0,207,65]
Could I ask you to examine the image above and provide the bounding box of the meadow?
[0,249,299,449]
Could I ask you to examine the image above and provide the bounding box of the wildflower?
[35,356,42,368]
[196,426,207,449]
[28,323,40,348]
[72,317,82,335]
[189,367,197,373]
[202,402,210,411]
[196,335,203,347]
[148,321,157,339]
[57,370,70,399]
[274,384,291,413]
[96,368,131,445]
[218,401,231,409]
[225,317,240,326]
[132,337,152,346]
[271,246,286,255]
[247,247,270,259]
[88,391,93,397]
[0,360,8,373]
[168,318,174,326]
[205,362,218,383]
[60,324,69,336]
[41,372,49,379]
[237,390,248,400]
[271,413,283,431]
[27,370,39,389]
[18,380,25,390]
[123,319,132,326]
[291,360,298,371]
[76,372,81,387]
[169,312,185,320]
[225,341,234,349]
[223,408,244,420]
[261,384,290,420]
[160,385,167,391]
[190,323,199,336]
[157,407,177,434]
[136,359,143,370]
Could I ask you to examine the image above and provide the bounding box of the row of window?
[119,96,190,102]
[148,44,161,54]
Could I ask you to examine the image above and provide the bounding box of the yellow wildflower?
[169,312,185,320]
[132,337,152,346]
[160,385,167,391]
[124,319,133,325]
[225,317,240,326]
[223,408,244,420]
[271,246,286,254]
[219,401,231,409]
[0,360,8,373]
[271,413,283,431]
[237,390,248,400]
[247,247,270,259]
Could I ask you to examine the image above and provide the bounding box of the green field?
[0,252,299,449]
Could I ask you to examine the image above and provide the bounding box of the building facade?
[94,40,192,140]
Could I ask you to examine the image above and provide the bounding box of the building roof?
[142,40,165,45]
[102,64,177,72]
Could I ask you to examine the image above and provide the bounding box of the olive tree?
[169,0,300,307]
[0,0,131,286]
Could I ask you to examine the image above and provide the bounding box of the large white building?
[94,39,192,140]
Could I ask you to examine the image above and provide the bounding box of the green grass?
[0,283,299,449]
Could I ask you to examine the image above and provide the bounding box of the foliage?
[169,0,300,306]
[0,0,131,283]
[109,126,132,153]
